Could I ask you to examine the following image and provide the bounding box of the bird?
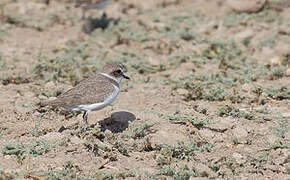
[74,0,113,19]
[39,63,130,124]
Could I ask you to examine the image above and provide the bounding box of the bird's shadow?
[82,13,120,34]
[97,111,136,133]
[57,111,135,133]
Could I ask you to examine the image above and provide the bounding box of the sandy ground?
[0,0,289,179]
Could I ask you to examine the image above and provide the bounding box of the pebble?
[285,67,290,76]
[227,0,266,13]
[235,29,254,41]
[232,126,248,142]
[176,88,189,96]
[270,57,282,66]
[232,152,247,164]
[40,132,64,144]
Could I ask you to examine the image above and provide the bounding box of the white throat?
[100,73,122,84]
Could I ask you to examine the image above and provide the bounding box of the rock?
[38,95,48,100]
[176,88,189,96]
[40,132,64,144]
[148,57,160,66]
[265,164,282,173]
[179,62,195,72]
[241,83,252,92]
[281,112,290,118]
[227,0,266,13]
[70,136,85,145]
[285,67,290,76]
[44,81,56,89]
[23,91,35,98]
[235,29,255,41]
[198,128,215,140]
[278,26,290,35]
[198,21,218,34]
[232,152,247,164]
[269,57,282,66]
[285,131,290,140]
[267,134,279,144]
[232,126,248,142]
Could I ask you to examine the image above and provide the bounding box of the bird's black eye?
[116,69,122,74]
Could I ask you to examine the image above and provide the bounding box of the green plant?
[160,141,212,160]
[205,86,228,101]
[270,119,290,138]
[29,141,50,156]
[248,153,269,168]
[2,143,26,164]
[217,105,255,120]
[154,165,199,180]
[122,122,154,139]
[168,114,210,128]
[264,87,290,100]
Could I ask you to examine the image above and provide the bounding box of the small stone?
[44,81,56,89]
[198,21,218,34]
[281,112,290,118]
[285,131,290,140]
[265,164,281,172]
[148,57,160,66]
[227,0,266,13]
[267,135,279,144]
[279,26,290,35]
[241,83,252,92]
[235,29,254,41]
[180,62,195,72]
[52,42,68,53]
[270,57,282,66]
[104,129,112,136]
[24,91,35,98]
[4,155,11,160]
[285,67,290,76]
[232,126,248,141]
[176,88,189,95]
[40,132,64,144]
[38,95,48,100]
[70,136,85,145]
[232,152,247,164]
[198,128,215,140]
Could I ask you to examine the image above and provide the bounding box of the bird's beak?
[123,74,130,80]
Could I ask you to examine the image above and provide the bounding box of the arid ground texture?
[0,0,289,179]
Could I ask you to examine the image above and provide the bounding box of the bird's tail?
[37,100,51,107]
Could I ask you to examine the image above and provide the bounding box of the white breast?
[70,84,120,112]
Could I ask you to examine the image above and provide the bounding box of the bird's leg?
[82,111,88,124]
